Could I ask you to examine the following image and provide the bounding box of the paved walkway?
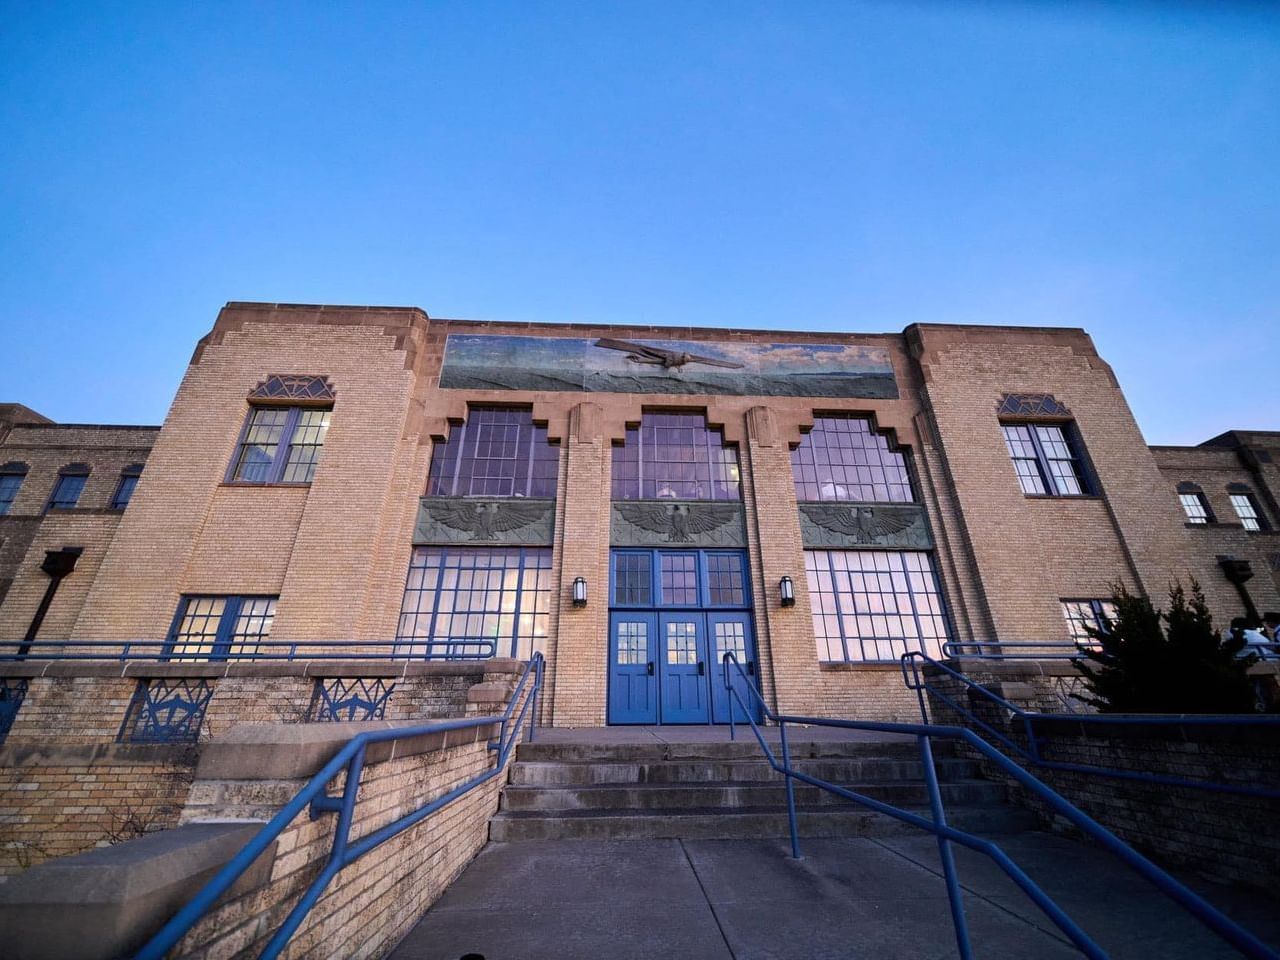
[390,833,1280,960]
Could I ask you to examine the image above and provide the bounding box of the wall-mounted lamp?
[572,576,588,607]
[779,576,795,607]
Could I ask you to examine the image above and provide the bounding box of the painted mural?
[438,335,898,399]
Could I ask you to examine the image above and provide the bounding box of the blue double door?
[609,611,759,724]
[607,549,760,725]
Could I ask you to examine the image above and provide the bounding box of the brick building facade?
[1,302,1276,728]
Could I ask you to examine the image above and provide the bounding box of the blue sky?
[1,1,1276,444]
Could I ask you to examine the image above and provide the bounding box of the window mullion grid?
[270,408,302,484]
[511,548,526,659]
[451,421,469,497]
[426,548,447,660]
[212,597,242,662]
[1023,425,1057,495]
[899,554,931,661]
[523,423,536,497]
[825,553,854,663]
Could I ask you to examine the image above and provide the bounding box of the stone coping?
[195,718,500,780]
[1030,715,1280,744]
[0,822,274,960]
[0,741,198,768]
[0,657,523,680]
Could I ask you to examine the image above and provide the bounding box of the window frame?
[791,414,916,504]
[1227,489,1267,532]
[1000,421,1093,497]
[611,412,742,502]
[1061,598,1117,645]
[425,407,559,499]
[805,549,952,663]
[45,464,90,512]
[110,464,144,511]
[0,463,27,516]
[608,548,752,610]
[164,594,278,662]
[226,404,332,486]
[395,545,553,660]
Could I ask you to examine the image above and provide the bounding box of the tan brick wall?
[910,326,1202,641]
[175,738,501,960]
[0,745,194,877]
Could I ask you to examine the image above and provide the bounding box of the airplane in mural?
[593,338,746,371]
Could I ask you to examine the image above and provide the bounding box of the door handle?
[647,661,654,676]
[697,661,705,676]
[747,661,755,676]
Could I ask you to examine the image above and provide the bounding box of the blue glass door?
[608,612,657,724]
[708,612,761,723]
[658,613,710,724]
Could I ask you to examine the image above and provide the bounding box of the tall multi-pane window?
[792,416,913,502]
[110,464,143,510]
[396,547,552,660]
[166,595,277,661]
[0,464,26,516]
[1178,491,1212,524]
[611,412,741,500]
[46,466,89,510]
[230,406,332,484]
[426,408,559,498]
[1001,424,1088,496]
[1061,599,1118,645]
[805,550,949,661]
[1229,492,1265,532]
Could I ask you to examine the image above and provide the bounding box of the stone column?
[742,406,824,715]
[548,402,611,726]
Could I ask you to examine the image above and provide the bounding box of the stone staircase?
[489,735,1032,842]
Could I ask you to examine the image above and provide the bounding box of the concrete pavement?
[389,832,1280,959]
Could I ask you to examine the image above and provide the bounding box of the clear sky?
[1,1,1276,444]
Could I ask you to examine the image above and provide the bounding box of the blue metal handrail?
[942,639,1280,662]
[901,651,1280,800]
[0,638,499,661]
[721,653,1278,960]
[133,652,543,960]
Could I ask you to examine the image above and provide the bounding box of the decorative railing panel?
[309,679,396,722]
[118,679,214,744]
[0,678,27,745]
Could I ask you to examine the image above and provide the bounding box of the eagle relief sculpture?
[802,504,924,546]
[619,501,741,544]
[428,500,549,541]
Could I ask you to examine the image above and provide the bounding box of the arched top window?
[791,416,914,503]
[427,408,559,498]
[611,412,741,501]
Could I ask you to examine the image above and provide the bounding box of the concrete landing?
[389,833,1280,960]
[531,724,915,746]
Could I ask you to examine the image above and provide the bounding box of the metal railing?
[134,652,543,960]
[942,639,1280,662]
[720,653,1278,960]
[0,638,499,661]
[901,651,1280,800]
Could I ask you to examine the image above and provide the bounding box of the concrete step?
[508,756,980,787]
[514,737,937,764]
[488,803,1035,842]
[499,778,1004,812]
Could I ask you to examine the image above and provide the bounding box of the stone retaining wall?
[922,661,1280,891]
[0,659,513,875]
